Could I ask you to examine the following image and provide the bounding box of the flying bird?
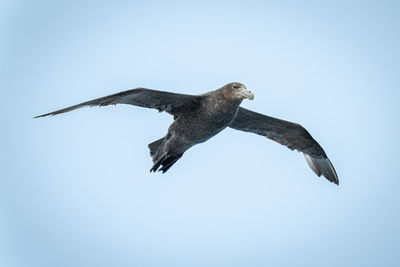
[35,82,339,185]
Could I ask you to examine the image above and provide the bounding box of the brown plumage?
[35,82,339,185]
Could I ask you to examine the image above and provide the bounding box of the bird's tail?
[148,138,165,157]
[150,152,183,173]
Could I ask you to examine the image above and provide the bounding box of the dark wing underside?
[34,88,203,118]
[230,107,338,185]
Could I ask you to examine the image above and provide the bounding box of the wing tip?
[33,111,59,118]
[33,114,50,118]
[304,154,339,186]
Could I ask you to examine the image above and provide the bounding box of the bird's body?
[149,89,243,172]
[35,82,339,184]
[173,90,241,143]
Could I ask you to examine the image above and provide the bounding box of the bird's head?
[222,82,254,101]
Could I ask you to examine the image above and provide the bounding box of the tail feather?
[150,153,183,173]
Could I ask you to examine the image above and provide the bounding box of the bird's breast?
[170,100,240,143]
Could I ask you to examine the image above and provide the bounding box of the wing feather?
[34,88,203,118]
[230,107,339,185]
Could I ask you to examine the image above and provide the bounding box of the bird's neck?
[212,91,242,113]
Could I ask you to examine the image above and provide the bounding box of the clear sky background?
[1,1,399,266]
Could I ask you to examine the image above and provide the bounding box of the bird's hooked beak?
[238,86,254,100]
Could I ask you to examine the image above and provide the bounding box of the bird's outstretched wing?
[34,88,203,118]
[230,107,339,185]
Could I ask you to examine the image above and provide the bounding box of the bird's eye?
[233,86,239,90]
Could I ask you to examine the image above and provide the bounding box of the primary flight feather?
[35,82,339,185]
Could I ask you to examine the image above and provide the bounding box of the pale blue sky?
[1,1,400,267]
